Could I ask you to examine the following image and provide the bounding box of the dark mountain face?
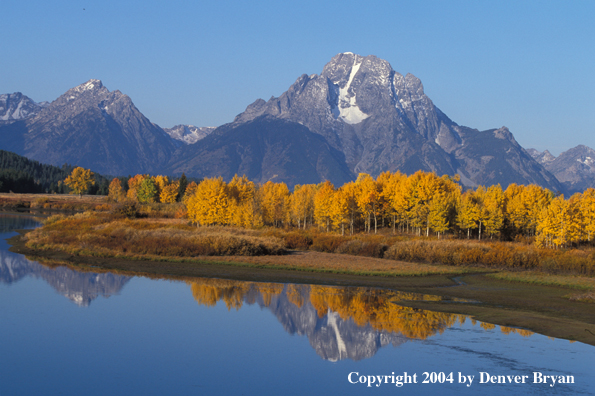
[452,127,564,191]
[530,145,595,194]
[167,117,355,188]
[0,80,176,176]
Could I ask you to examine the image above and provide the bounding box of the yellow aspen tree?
[581,188,595,242]
[566,193,584,244]
[536,203,555,248]
[504,183,528,235]
[186,177,230,226]
[160,181,180,203]
[391,174,414,233]
[108,178,125,202]
[330,186,350,235]
[408,171,439,236]
[291,184,315,229]
[548,195,568,248]
[260,181,290,227]
[154,175,169,201]
[379,171,404,233]
[341,181,359,235]
[64,167,95,198]
[126,174,146,201]
[355,173,380,233]
[428,192,450,238]
[182,181,198,205]
[374,171,392,229]
[314,181,335,231]
[474,186,487,240]
[523,184,553,237]
[483,185,504,239]
[456,191,480,239]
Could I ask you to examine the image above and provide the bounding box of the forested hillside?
[0,150,109,194]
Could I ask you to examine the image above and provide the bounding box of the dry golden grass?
[28,212,286,257]
[24,211,595,283]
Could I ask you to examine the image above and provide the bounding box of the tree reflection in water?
[188,278,533,361]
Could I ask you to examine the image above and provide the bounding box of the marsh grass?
[27,212,595,282]
[487,271,595,291]
[28,213,285,257]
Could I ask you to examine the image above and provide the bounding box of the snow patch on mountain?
[334,57,369,124]
[164,124,215,144]
[0,93,45,121]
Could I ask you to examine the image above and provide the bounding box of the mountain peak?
[0,92,44,121]
[74,79,103,92]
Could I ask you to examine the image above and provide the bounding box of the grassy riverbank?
[8,210,595,346]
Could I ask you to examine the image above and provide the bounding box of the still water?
[0,214,593,395]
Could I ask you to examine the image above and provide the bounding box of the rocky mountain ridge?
[0,93,47,122]
[164,124,215,145]
[0,53,588,191]
[528,145,595,194]
[0,79,177,175]
[230,52,563,190]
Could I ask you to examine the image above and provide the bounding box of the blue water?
[0,214,593,395]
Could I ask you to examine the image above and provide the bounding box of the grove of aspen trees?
[108,171,595,249]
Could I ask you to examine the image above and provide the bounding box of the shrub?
[310,234,345,253]
[112,202,139,219]
[283,232,313,250]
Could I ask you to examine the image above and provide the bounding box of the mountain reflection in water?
[188,278,534,361]
[0,249,131,306]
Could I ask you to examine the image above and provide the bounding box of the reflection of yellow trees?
[286,284,306,308]
[308,286,463,339]
[500,326,534,337]
[255,283,284,307]
[187,278,534,340]
[189,279,250,310]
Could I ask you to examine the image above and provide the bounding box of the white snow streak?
[337,57,369,125]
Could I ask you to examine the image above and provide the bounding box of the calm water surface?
[0,214,593,395]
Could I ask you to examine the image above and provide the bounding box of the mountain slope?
[168,117,354,187]
[0,80,176,176]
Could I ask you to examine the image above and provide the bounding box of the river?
[0,214,593,395]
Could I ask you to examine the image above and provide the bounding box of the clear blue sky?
[2,0,594,155]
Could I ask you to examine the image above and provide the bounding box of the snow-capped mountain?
[526,148,556,166]
[164,124,215,145]
[216,52,562,190]
[0,93,47,122]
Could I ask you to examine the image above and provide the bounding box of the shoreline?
[8,230,595,346]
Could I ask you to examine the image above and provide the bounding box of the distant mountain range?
[0,53,592,192]
[528,145,595,194]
